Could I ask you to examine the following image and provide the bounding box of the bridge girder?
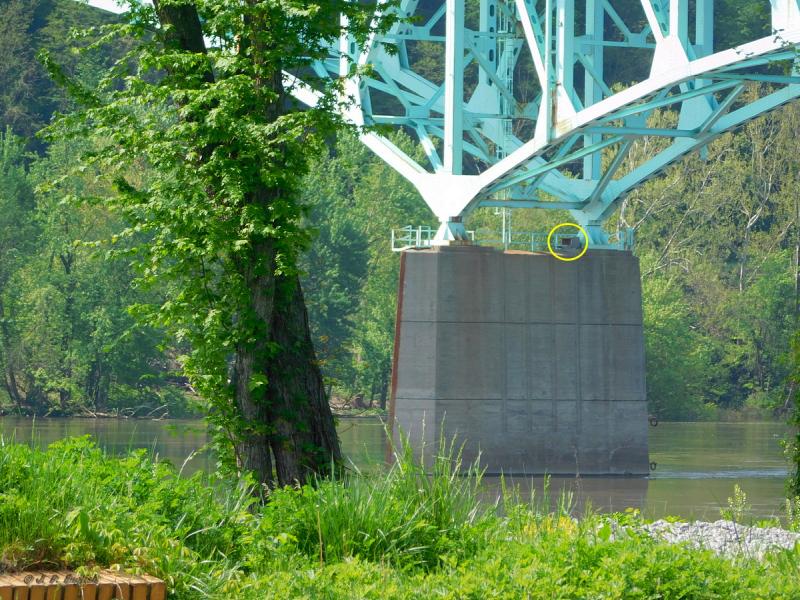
[314,0,800,245]
[84,0,800,246]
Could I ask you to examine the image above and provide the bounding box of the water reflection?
[0,416,792,520]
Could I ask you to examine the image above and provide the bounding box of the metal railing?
[391,225,476,251]
[391,225,634,252]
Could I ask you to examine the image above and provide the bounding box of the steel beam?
[444,0,465,175]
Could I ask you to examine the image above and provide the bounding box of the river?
[0,416,792,521]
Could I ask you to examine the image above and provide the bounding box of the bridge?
[315,0,800,475]
[88,0,800,474]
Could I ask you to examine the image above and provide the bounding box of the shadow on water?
[0,416,792,520]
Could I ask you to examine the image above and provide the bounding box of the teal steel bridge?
[88,0,800,248]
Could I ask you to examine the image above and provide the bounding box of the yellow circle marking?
[546,222,589,262]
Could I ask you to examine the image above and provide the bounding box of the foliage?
[640,261,717,420]
[301,102,800,424]
[615,100,800,419]
[788,332,800,497]
[1,437,800,599]
[37,0,401,484]
[0,0,795,429]
[0,130,186,416]
[720,484,750,523]
[301,132,429,405]
[786,496,800,532]
[0,436,255,596]
[260,439,490,570]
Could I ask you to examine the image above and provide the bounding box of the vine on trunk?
[40,0,395,489]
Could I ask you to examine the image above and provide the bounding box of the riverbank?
[1,402,787,423]
[0,405,200,419]
[0,438,798,599]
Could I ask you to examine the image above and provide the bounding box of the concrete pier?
[389,245,649,475]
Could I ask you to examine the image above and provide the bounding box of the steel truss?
[85,0,800,247]
[298,0,800,246]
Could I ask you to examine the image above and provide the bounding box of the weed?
[721,484,750,523]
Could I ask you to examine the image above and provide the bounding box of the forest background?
[0,0,797,421]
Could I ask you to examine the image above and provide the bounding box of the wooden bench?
[0,571,165,600]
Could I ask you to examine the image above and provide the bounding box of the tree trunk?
[0,296,24,410]
[794,193,799,323]
[85,356,106,411]
[233,268,341,487]
[379,369,389,411]
[265,277,341,485]
[154,0,341,488]
[58,251,75,410]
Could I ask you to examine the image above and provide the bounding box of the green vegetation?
[301,133,430,408]
[788,333,800,497]
[0,128,189,417]
[1,436,799,599]
[0,0,121,150]
[630,103,800,420]
[0,1,187,417]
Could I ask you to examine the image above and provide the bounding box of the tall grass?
[0,434,799,598]
[260,435,493,569]
[0,435,255,596]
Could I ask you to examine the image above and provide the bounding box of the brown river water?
[0,416,793,521]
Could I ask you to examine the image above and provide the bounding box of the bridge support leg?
[431,218,471,245]
[389,245,649,475]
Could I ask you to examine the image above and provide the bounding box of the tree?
[300,135,371,397]
[0,0,120,149]
[788,333,800,497]
[0,127,38,410]
[0,131,184,417]
[639,258,717,420]
[610,99,800,416]
[42,0,389,488]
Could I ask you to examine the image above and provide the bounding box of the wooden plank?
[131,586,147,600]
[41,572,63,600]
[98,572,129,600]
[58,574,82,600]
[80,581,98,600]
[138,576,165,600]
[27,585,46,600]
[127,576,148,600]
[62,584,79,600]
[0,572,164,600]
[9,573,43,600]
[0,574,14,600]
[7,575,30,600]
[110,582,129,600]
[96,584,113,600]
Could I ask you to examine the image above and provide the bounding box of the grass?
[0,435,799,599]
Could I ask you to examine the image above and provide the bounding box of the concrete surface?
[389,245,649,475]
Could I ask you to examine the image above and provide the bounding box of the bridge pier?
[389,245,649,475]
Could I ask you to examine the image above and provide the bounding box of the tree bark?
[379,369,389,411]
[58,251,75,410]
[265,279,341,484]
